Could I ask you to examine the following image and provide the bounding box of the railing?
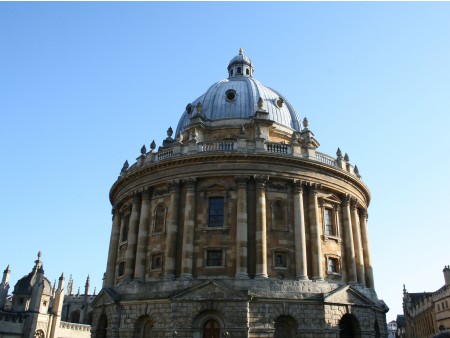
[0,312,24,323]
[266,142,289,154]
[315,152,338,167]
[60,321,91,332]
[157,148,173,160]
[201,141,235,152]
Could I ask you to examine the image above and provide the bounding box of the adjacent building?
[403,266,450,337]
[0,253,94,338]
[91,50,388,337]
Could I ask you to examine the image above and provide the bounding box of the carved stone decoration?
[344,153,350,162]
[257,96,264,109]
[177,132,184,143]
[255,125,262,139]
[254,175,269,189]
[167,127,173,140]
[240,124,246,137]
[141,145,147,155]
[121,160,129,173]
[150,140,156,151]
[354,165,361,178]
[186,103,193,115]
[303,117,309,130]
[196,101,203,115]
[336,147,343,158]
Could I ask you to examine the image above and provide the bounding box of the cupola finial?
[239,48,243,55]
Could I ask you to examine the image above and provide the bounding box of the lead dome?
[176,49,301,136]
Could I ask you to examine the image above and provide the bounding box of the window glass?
[324,208,334,236]
[151,253,162,270]
[209,197,224,227]
[206,250,223,266]
[274,251,287,268]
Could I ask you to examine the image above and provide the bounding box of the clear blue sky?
[1,2,450,321]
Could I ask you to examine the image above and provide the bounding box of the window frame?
[325,255,341,276]
[150,252,163,271]
[201,187,229,231]
[270,197,288,231]
[271,249,289,270]
[152,203,167,235]
[204,248,226,268]
[319,198,341,242]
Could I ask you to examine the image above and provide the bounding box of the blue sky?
[1,2,450,320]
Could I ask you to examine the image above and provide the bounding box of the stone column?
[359,209,375,288]
[342,194,357,283]
[164,180,180,280]
[124,194,141,280]
[104,207,121,287]
[293,180,308,280]
[255,175,268,279]
[134,189,152,280]
[235,176,249,279]
[351,199,365,285]
[309,184,323,280]
[181,178,196,279]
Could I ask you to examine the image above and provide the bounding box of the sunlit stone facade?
[92,50,388,338]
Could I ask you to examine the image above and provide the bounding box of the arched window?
[70,310,80,323]
[203,319,220,338]
[121,214,130,242]
[96,314,107,338]
[154,204,166,234]
[237,66,242,74]
[339,314,361,338]
[274,316,297,338]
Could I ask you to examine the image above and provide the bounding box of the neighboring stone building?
[91,49,388,337]
[402,266,450,338]
[387,320,397,337]
[0,253,93,338]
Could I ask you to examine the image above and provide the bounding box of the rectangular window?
[324,208,334,236]
[118,262,125,276]
[209,197,224,227]
[206,250,223,267]
[274,251,287,268]
[327,257,338,273]
[151,253,162,270]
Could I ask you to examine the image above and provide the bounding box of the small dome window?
[275,97,284,108]
[246,68,250,75]
[237,66,242,74]
[225,89,237,102]
[186,103,193,115]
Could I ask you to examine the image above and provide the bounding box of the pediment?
[319,193,342,205]
[90,288,118,307]
[201,183,230,193]
[172,281,248,301]
[324,285,376,307]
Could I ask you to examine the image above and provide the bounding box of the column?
[181,178,196,279]
[235,176,249,279]
[293,180,308,280]
[255,175,268,278]
[342,194,357,283]
[309,184,323,280]
[351,199,365,285]
[164,180,180,280]
[359,209,375,288]
[134,189,152,280]
[124,194,141,280]
[104,207,121,287]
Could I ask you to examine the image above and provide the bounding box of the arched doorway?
[96,314,108,338]
[274,315,298,338]
[135,316,154,338]
[374,320,380,338]
[203,319,220,338]
[339,313,361,338]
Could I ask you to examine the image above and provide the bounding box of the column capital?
[142,188,153,201]
[342,193,352,206]
[132,193,141,205]
[351,197,359,209]
[254,175,269,189]
[184,177,196,191]
[293,179,304,193]
[236,176,250,188]
[358,208,368,219]
[168,179,180,193]
[308,182,321,195]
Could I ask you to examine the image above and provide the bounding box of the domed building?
[92,49,388,337]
